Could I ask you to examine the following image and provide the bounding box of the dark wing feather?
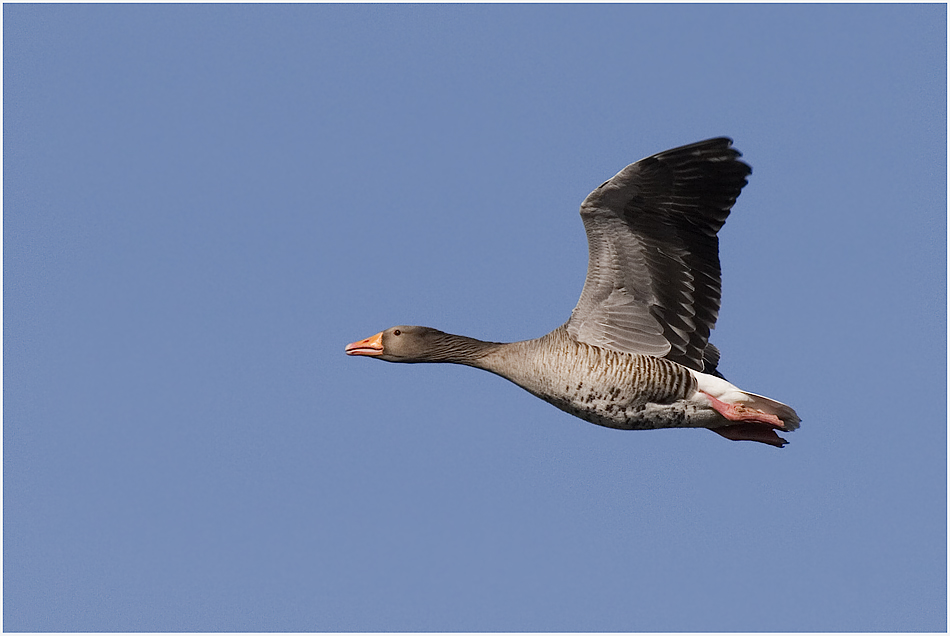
[566,138,751,372]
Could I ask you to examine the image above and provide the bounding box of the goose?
[346,138,800,447]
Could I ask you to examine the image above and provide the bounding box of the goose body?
[346,139,800,447]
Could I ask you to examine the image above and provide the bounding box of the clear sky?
[4,3,946,632]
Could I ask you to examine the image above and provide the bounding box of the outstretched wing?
[566,138,751,372]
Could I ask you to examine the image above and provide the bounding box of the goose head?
[345,326,450,363]
[346,326,498,365]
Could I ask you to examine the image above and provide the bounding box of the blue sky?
[4,3,946,632]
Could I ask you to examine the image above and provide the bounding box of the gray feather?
[566,138,751,372]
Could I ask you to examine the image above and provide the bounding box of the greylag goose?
[346,138,800,447]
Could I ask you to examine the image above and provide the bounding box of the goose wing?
[566,138,751,372]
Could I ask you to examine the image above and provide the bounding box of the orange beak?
[345,331,384,356]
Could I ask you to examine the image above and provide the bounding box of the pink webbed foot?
[701,391,785,428]
[711,423,789,448]
[702,391,790,447]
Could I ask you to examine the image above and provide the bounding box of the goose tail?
[735,391,801,431]
[693,372,801,447]
[707,392,801,448]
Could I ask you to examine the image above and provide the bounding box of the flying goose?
[346,138,800,447]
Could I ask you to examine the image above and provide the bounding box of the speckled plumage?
[476,326,712,430]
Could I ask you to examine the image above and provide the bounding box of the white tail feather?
[693,372,801,431]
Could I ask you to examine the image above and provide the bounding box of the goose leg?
[701,391,785,428]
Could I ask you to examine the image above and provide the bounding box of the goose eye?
[393,329,401,336]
